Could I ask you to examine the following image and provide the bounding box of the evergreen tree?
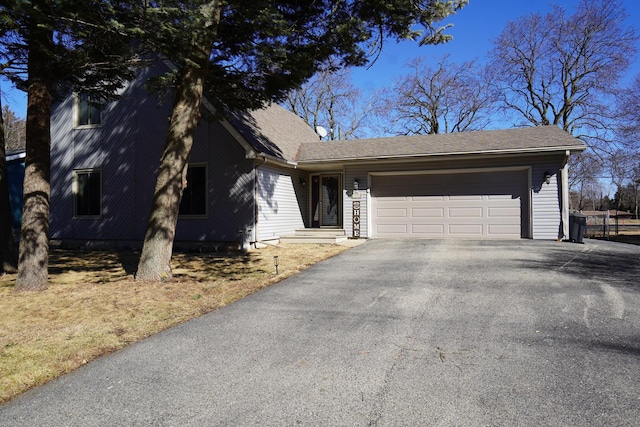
[135,0,468,280]
[0,0,142,291]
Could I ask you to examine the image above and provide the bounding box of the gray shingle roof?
[297,126,586,163]
[229,106,585,165]
[228,103,318,162]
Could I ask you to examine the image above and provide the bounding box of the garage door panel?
[449,195,483,201]
[449,224,484,235]
[412,208,444,218]
[371,171,528,239]
[377,224,408,234]
[412,224,445,235]
[411,195,445,202]
[377,208,407,218]
[449,207,483,218]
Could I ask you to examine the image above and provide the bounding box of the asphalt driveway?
[2,239,639,426]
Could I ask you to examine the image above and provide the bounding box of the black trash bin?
[569,213,587,243]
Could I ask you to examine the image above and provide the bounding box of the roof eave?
[255,153,299,169]
[298,145,587,165]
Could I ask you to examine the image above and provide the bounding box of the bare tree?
[1,106,26,151]
[609,150,640,212]
[284,67,370,140]
[616,73,640,150]
[568,152,604,211]
[376,55,496,135]
[489,0,637,157]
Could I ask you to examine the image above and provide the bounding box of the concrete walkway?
[2,239,639,426]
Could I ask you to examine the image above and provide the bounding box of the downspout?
[253,156,268,247]
[561,150,570,240]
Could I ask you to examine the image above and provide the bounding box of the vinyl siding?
[175,121,255,243]
[51,64,255,246]
[256,165,306,241]
[531,162,562,239]
[340,153,566,239]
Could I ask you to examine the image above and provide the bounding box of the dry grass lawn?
[0,243,349,404]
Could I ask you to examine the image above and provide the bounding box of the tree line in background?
[1,106,26,150]
[286,0,640,217]
[0,0,467,288]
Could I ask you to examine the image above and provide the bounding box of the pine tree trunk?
[14,0,52,292]
[135,0,221,282]
[0,97,18,274]
[135,65,208,281]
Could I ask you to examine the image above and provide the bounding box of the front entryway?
[311,174,341,227]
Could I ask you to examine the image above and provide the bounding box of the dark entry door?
[311,174,340,227]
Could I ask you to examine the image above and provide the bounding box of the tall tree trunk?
[135,66,207,281]
[135,0,221,282]
[15,0,53,292]
[0,97,18,274]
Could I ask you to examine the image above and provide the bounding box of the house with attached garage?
[49,65,586,248]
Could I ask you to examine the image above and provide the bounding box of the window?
[76,93,102,127]
[74,169,101,217]
[179,165,207,216]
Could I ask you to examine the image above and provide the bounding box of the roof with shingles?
[297,125,586,163]
[229,105,586,165]
[228,103,318,162]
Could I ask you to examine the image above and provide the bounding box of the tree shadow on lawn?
[47,250,138,279]
[45,248,264,283]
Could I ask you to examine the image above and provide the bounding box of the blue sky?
[2,0,639,119]
[352,0,640,97]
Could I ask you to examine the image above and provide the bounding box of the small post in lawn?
[273,256,279,274]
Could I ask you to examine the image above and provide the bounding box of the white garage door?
[371,170,528,238]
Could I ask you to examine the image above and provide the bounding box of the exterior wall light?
[299,177,306,188]
[544,172,552,185]
[353,179,359,190]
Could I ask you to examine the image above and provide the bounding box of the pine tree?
[134,0,468,280]
[0,0,142,291]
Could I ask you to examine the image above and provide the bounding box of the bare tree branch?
[376,54,496,135]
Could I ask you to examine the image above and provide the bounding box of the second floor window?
[77,93,102,127]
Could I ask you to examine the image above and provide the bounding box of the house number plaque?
[352,201,361,239]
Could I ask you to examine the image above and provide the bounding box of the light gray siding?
[339,153,566,239]
[256,165,307,241]
[531,162,563,239]
[51,64,255,247]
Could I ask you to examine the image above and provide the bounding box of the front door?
[311,174,341,227]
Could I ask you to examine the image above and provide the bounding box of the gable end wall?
[51,65,255,247]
